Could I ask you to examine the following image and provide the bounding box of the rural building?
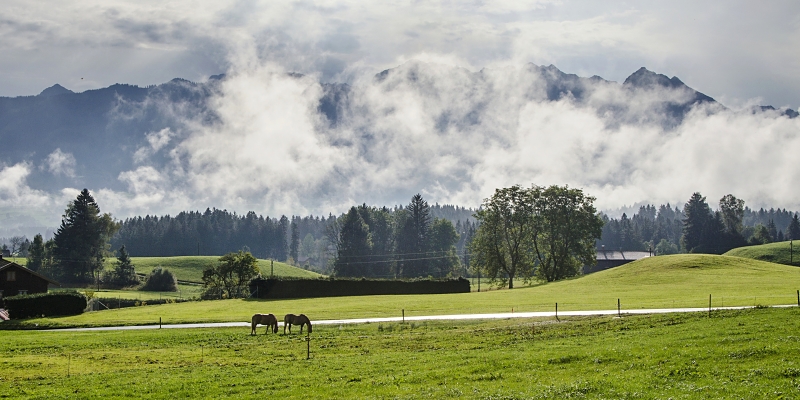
[583,250,651,274]
[0,256,60,298]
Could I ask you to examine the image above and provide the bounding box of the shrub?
[3,291,87,319]
[140,267,177,292]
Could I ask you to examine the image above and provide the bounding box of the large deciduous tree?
[532,185,604,282]
[201,251,259,298]
[470,185,603,287]
[469,185,537,288]
[53,189,119,283]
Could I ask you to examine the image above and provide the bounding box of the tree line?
[598,193,800,254]
[331,195,465,278]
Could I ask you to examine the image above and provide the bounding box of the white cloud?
[2,1,800,227]
[43,148,77,177]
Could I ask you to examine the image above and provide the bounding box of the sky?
[1,0,800,234]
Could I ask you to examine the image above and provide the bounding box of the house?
[583,249,652,274]
[0,255,60,299]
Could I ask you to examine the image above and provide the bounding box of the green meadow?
[2,308,800,398]
[9,254,800,329]
[111,256,322,283]
[724,240,800,266]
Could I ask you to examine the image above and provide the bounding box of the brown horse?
[251,313,279,335]
[283,313,312,334]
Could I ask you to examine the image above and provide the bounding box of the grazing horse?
[283,313,312,334]
[251,313,279,335]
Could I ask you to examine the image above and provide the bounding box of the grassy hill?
[112,256,323,283]
[15,254,800,329]
[723,241,800,266]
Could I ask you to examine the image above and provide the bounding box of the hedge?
[93,297,189,310]
[248,277,470,299]
[3,291,87,319]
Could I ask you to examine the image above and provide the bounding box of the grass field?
[112,256,323,283]
[2,307,800,398]
[54,284,205,302]
[9,254,800,329]
[724,240,800,266]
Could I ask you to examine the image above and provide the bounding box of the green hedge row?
[248,277,470,299]
[3,291,87,319]
[95,297,188,309]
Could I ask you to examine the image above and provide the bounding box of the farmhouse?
[0,255,60,298]
[583,249,651,274]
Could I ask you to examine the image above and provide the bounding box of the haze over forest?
[1,1,800,239]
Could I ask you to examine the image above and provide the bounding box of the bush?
[3,291,87,319]
[140,267,177,292]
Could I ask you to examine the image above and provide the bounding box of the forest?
[597,193,800,254]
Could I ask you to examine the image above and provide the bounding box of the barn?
[0,256,60,298]
[583,250,652,274]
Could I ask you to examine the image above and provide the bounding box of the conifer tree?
[53,189,118,283]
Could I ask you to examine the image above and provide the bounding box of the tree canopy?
[52,189,118,283]
[470,185,603,287]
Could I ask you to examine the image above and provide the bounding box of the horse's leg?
[300,323,304,334]
[251,321,256,335]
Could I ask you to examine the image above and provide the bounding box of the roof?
[596,251,651,261]
[0,258,61,286]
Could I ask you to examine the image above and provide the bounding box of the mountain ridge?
[0,63,795,198]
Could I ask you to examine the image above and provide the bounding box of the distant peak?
[623,67,680,89]
[38,84,73,97]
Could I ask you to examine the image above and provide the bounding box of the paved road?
[44,304,796,332]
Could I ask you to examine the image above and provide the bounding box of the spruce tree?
[26,234,45,272]
[289,221,299,264]
[333,207,372,277]
[112,245,139,286]
[53,189,118,283]
[395,194,432,278]
[787,215,800,240]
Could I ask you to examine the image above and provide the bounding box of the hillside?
[104,256,322,283]
[18,254,800,329]
[723,241,800,266]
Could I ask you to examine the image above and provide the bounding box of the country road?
[44,304,797,332]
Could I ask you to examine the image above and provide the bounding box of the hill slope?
[23,254,800,329]
[105,256,322,283]
[723,241,800,266]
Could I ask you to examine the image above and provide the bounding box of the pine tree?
[26,234,45,272]
[787,214,800,240]
[333,207,372,277]
[53,189,119,283]
[395,194,432,278]
[112,245,139,286]
[289,221,299,264]
[681,192,712,253]
[767,220,778,242]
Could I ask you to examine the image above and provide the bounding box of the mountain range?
[0,62,797,230]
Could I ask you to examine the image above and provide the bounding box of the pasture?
[2,307,799,398]
[111,256,323,283]
[724,240,800,266]
[9,254,800,329]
